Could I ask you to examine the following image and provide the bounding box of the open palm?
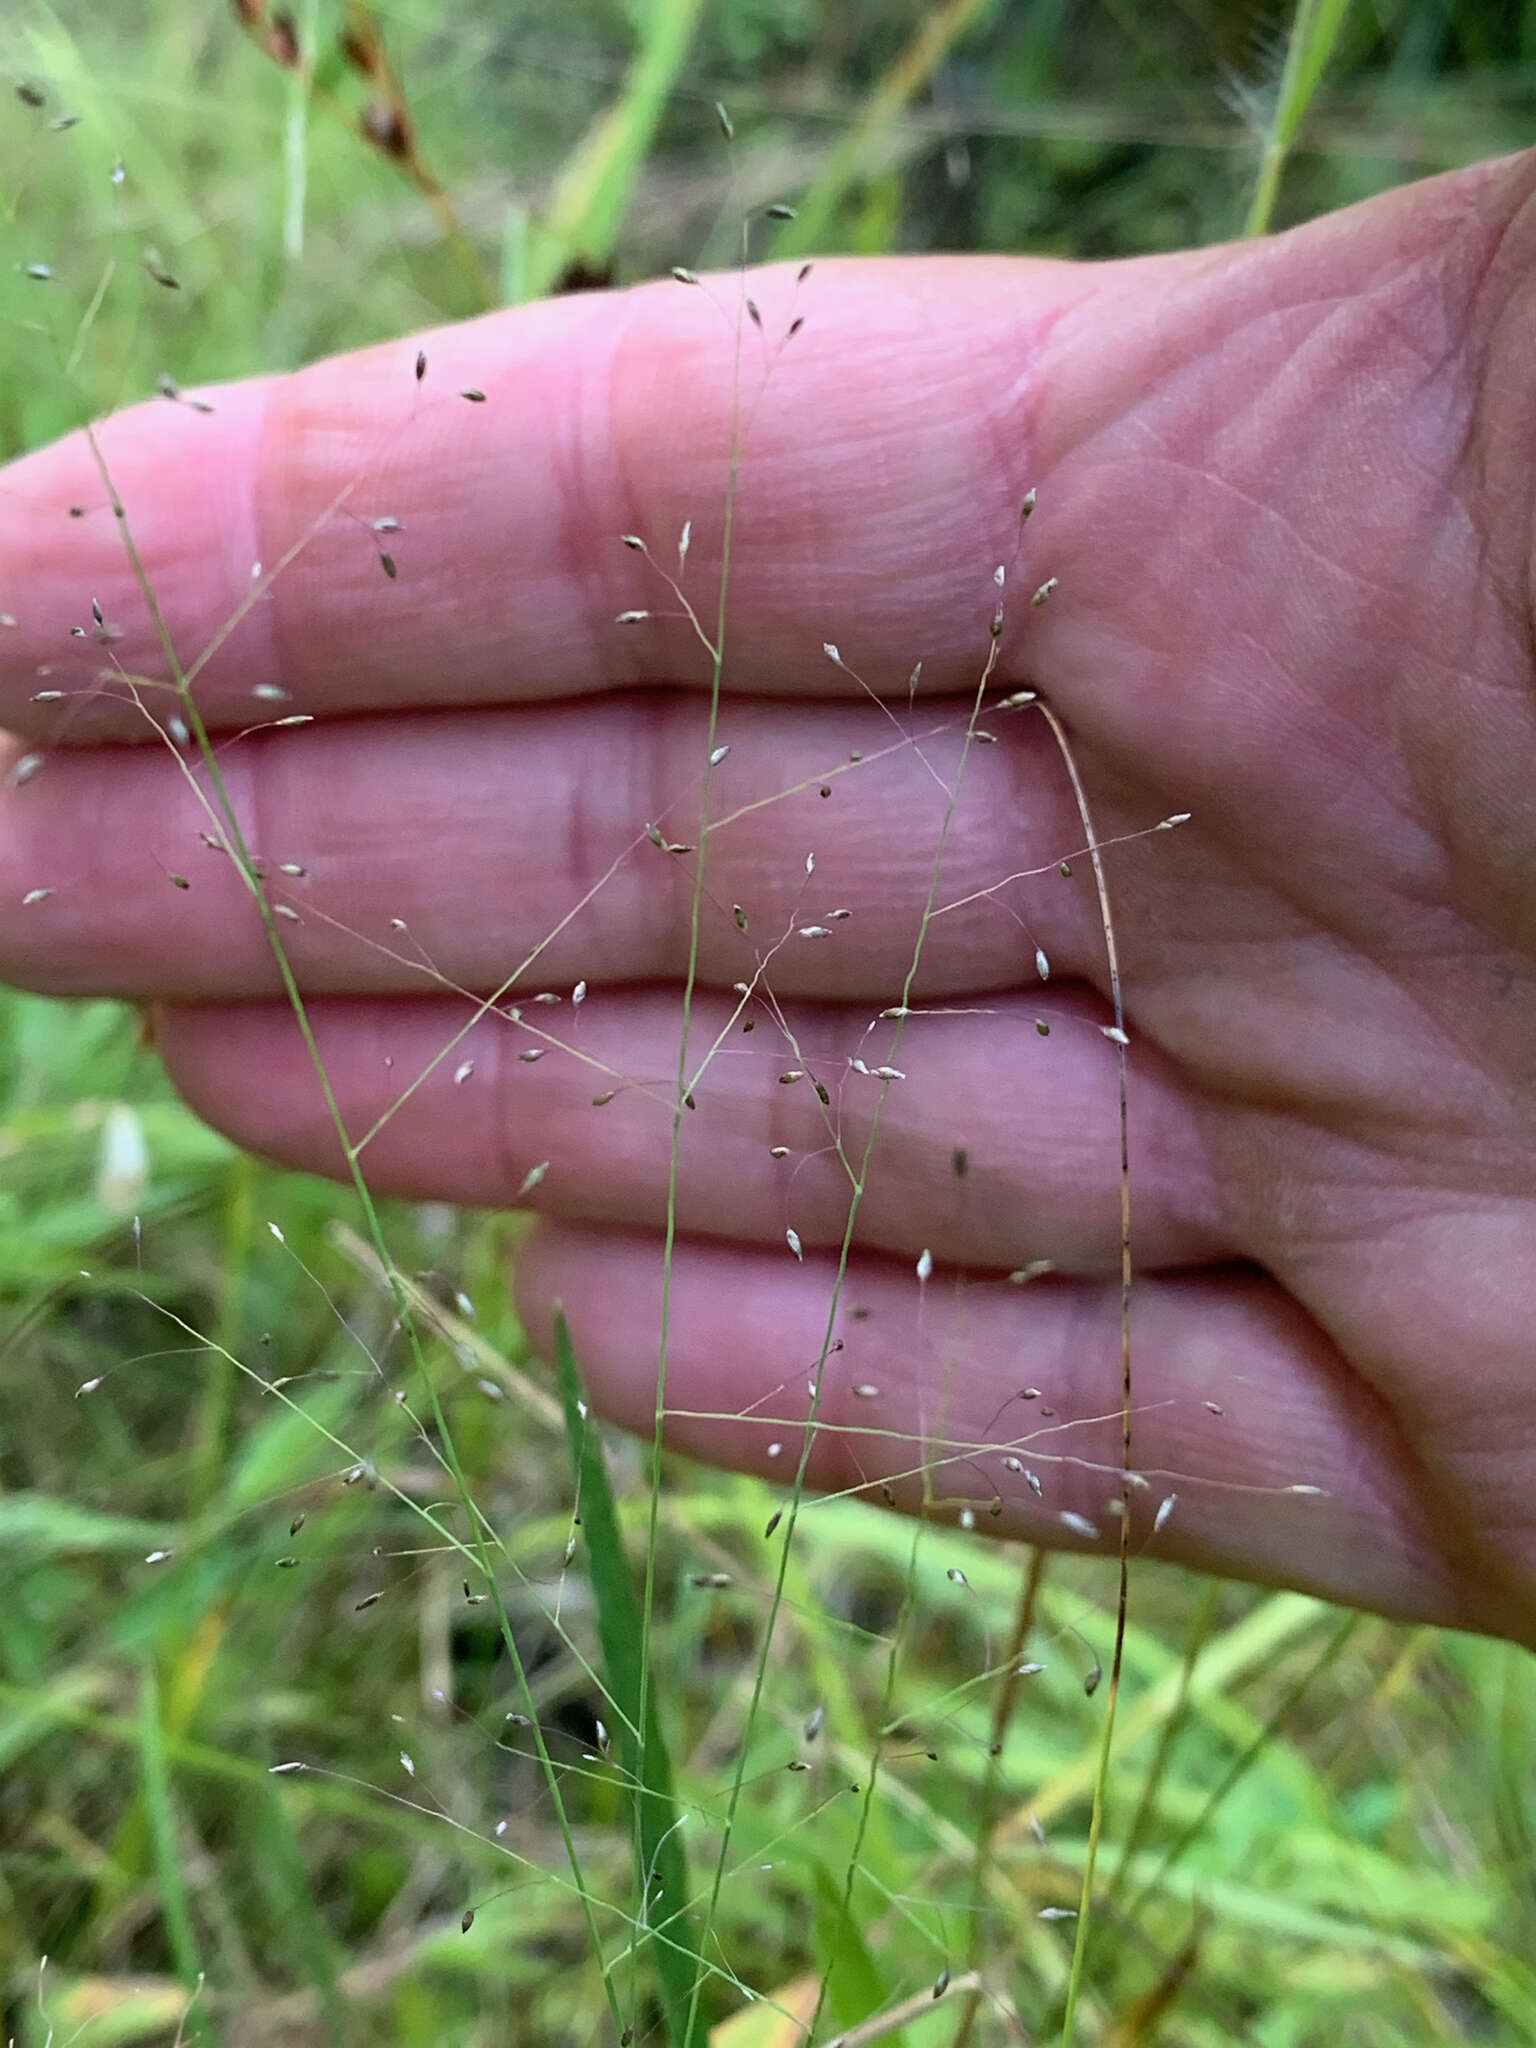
[4,150,1535,1642]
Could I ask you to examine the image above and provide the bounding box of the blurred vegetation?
[1,2,1535,2044]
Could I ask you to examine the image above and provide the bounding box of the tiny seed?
[460,388,486,402]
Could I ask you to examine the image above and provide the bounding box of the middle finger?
[0,690,1102,1002]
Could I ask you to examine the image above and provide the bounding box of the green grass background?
[2,2,1536,2044]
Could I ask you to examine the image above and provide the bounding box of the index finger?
[0,256,1082,743]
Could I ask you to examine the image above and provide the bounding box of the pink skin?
[3,151,1536,1639]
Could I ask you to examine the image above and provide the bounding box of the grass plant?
[2,4,1536,2047]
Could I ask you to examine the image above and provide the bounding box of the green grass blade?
[769,0,992,261]
[137,1661,202,1991]
[552,1309,706,2048]
[522,0,706,302]
[1244,0,1354,236]
[811,1860,908,2046]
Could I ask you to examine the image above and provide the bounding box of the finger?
[0,254,1083,743]
[0,694,1108,1001]
[516,1223,1508,1638]
[153,987,1230,1274]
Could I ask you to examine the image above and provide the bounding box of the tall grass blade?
[811,1861,908,2047]
[552,1309,706,2048]
[770,0,991,260]
[522,0,706,301]
[1244,0,1353,236]
[137,1661,202,1991]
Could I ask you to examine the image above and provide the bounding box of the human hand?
[4,151,1535,1642]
